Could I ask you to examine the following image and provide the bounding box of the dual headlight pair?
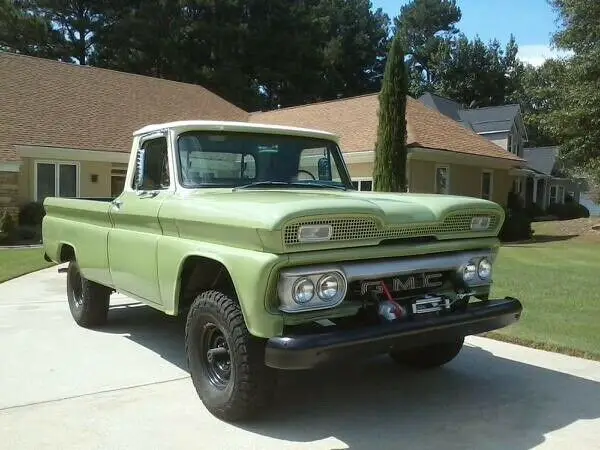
[460,257,493,283]
[278,270,348,313]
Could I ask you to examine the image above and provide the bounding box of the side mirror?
[134,148,146,190]
[317,157,332,181]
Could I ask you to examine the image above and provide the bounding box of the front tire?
[389,337,465,369]
[66,260,111,328]
[185,290,276,422]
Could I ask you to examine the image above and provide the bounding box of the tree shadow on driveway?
[101,302,600,450]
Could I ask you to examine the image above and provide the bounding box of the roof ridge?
[464,103,521,111]
[250,91,380,115]
[421,91,463,105]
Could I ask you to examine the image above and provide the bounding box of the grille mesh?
[283,211,500,246]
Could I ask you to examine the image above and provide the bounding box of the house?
[521,146,585,208]
[0,52,247,217]
[418,92,583,210]
[1,52,528,219]
[418,92,528,157]
[250,94,526,204]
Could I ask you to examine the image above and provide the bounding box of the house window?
[481,170,493,200]
[549,185,557,204]
[557,186,565,204]
[352,179,373,191]
[435,165,449,194]
[507,134,512,153]
[111,167,127,197]
[35,161,79,202]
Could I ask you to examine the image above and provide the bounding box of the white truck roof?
[133,120,340,142]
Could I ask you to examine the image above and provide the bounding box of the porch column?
[533,175,538,205]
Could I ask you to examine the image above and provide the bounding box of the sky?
[372,0,572,66]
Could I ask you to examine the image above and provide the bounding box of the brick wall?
[0,171,20,219]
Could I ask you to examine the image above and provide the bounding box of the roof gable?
[418,92,526,137]
[0,53,248,161]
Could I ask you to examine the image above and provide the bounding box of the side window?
[297,147,341,182]
[133,137,170,190]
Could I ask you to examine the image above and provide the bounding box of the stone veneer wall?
[0,171,20,219]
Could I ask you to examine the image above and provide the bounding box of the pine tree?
[373,35,409,192]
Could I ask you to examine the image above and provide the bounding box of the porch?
[509,168,582,213]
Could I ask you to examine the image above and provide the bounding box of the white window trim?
[434,164,450,195]
[352,177,374,191]
[481,170,494,200]
[33,160,80,202]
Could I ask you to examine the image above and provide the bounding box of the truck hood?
[161,188,504,253]
[170,188,502,230]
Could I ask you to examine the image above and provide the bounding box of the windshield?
[176,131,352,189]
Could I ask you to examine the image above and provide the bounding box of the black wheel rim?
[70,269,83,307]
[200,323,231,390]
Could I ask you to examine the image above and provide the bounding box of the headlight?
[297,224,333,242]
[278,268,348,313]
[471,216,491,231]
[462,263,477,282]
[317,273,343,300]
[292,278,314,304]
[478,258,492,278]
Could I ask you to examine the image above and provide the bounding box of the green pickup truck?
[42,120,522,422]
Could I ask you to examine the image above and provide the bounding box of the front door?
[108,134,172,305]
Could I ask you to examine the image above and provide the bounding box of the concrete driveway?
[1,266,600,450]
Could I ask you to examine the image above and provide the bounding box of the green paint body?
[42,122,506,338]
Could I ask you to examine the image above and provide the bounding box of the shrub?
[499,207,533,242]
[524,202,546,219]
[18,202,46,226]
[546,202,590,220]
[0,210,17,242]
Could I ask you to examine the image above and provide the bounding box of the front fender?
[157,236,287,338]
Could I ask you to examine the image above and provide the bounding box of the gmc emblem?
[360,273,444,295]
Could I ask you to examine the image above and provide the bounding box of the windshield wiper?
[233,181,347,191]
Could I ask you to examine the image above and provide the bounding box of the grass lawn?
[488,219,600,360]
[0,248,55,283]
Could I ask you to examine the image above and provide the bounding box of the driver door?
[108,134,173,305]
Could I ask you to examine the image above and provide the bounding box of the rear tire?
[185,290,276,422]
[66,260,111,328]
[389,337,465,369]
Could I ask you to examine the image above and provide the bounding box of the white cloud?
[517,44,573,67]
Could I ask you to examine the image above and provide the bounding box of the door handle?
[136,190,159,199]
[111,199,123,210]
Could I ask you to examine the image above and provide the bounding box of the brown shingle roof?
[0,53,248,162]
[250,93,525,163]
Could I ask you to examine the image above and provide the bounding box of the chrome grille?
[283,211,501,246]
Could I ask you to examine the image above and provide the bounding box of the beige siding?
[347,157,514,206]
[0,171,19,217]
[346,162,374,178]
[80,161,112,198]
[408,159,514,206]
[409,159,435,193]
[18,159,32,202]
[493,169,514,206]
